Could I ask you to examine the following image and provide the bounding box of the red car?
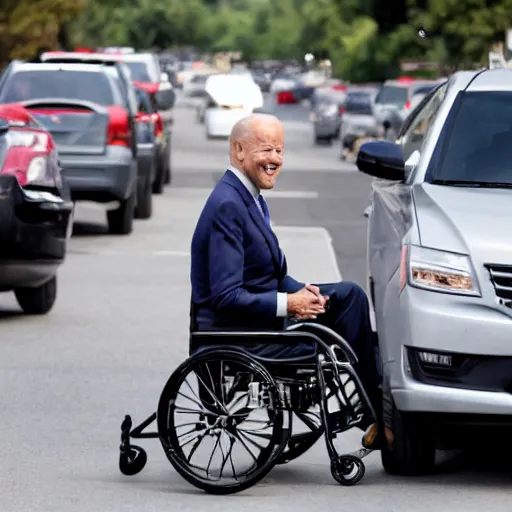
[0,104,73,314]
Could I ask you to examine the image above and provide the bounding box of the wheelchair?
[118,307,377,495]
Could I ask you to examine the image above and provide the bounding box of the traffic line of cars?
[309,77,446,159]
[0,50,176,315]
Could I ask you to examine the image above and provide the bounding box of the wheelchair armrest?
[190,330,323,346]
[286,322,358,364]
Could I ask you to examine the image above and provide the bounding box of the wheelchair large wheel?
[157,349,288,494]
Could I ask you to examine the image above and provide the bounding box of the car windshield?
[124,62,152,82]
[375,85,408,106]
[2,70,114,105]
[345,92,373,115]
[428,91,512,186]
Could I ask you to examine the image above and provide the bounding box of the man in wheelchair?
[190,113,384,450]
[117,113,388,493]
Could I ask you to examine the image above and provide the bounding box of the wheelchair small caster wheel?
[119,445,147,476]
[331,455,365,486]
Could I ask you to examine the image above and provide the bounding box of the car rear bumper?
[59,146,137,202]
[0,175,73,290]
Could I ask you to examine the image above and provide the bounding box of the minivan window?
[375,85,408,106]
[2,70,115,105]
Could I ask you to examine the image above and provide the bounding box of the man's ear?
[235,141,244,161]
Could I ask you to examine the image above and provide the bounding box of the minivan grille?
[486,264,512,304]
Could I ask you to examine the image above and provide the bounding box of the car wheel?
[381,392,436,475]
[152,161,165,195]
[164,146,172,185]
[14,276,57,315]
[134,176,152,220]
[107,192,135,235]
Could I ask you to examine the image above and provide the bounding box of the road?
[0,99,510,512]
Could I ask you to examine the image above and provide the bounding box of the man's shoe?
[362,423,379,449]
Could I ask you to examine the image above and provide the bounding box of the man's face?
[237,121,284,190]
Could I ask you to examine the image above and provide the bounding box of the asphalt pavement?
[0,99,510,511]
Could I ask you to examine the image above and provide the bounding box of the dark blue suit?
[191,170,381,395]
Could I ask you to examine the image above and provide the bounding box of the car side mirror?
[356,140,405,181]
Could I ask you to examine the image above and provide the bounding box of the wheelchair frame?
[118,322,376,494]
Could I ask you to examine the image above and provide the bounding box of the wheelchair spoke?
[230,429,258,463]
[205,433,221,477]
[195,371,228,414]
[237,430,268,452]
[174,405,217,415]
[184,377,202,403]
[177,390,205,410]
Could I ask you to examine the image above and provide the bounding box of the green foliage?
[2,0,512,80]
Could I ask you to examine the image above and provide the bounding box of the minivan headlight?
[399,245,480,296]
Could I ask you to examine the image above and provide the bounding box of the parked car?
[133,86,160,219]
[339,87,381,156]
[119,52,175,187]
[358,68,512,476]
[0,61,138,235]
[310,91,343,144]
[373,77,436,140]
[40,51,168,196]
[203,74,264,138]
[0,104,73,314]
[310,86,349,144]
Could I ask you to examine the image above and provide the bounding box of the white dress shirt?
[227,165,288,317]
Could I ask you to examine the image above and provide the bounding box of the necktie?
[257,194,271,228]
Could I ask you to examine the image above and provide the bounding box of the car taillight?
[151,113,163,137]
[277,91,296,104]
[1,129,50,187]
[107,106,131,147]
[404,100,411,110]
[339,105,345,115]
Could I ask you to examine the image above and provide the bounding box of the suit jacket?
[190,169,304,330]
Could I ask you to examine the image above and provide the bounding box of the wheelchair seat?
[188,301,358,366]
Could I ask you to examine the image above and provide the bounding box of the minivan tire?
[15,276,57,315]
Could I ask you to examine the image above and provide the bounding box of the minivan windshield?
[1,70,115,105]
[427,91,512,186]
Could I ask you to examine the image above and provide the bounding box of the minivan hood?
[414,183,512,265]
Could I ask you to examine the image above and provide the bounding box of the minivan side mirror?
[356,140,405,181]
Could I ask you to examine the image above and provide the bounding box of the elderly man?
[190,113,383,449]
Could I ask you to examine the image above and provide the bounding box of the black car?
[0,105,73,314]
[0,62,138,235]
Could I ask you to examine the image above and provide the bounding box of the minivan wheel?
[14,276,57,315]
[107,192,135,235]
[381,393,436,475]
